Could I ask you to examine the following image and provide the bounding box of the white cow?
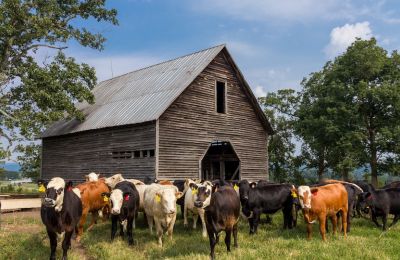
[105,173,145,189]
[85,172,99,182]
[184,181,212,237]
[143,184,183,246]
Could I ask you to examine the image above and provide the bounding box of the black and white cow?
[239,180,295,234]
[358,188,400,230]
[103,181,140,245]
[40,177,82,260]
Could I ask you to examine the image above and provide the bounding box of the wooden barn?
[40,45,273,182]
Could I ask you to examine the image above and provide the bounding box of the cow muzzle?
[43,198,56,207]
[194,201,203,208]
[111,209,120,215]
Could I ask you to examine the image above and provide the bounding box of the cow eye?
[57,188,63,195]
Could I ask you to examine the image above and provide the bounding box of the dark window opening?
[112,151,132,159]
[134,151,141,158]
[142,150,148,157]
[149,150,155,157]
[216,81,226,113]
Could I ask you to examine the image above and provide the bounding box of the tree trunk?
[342,169,349,181]
[369,128,378,188]
[370,149,378,188]
[317,154,325,183]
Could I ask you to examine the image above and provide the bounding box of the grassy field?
[0,181,39,194]
[1,210,399,260]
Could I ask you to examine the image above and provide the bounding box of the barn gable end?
[157,50,268,181]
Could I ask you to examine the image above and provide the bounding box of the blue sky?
[65,0,400,97]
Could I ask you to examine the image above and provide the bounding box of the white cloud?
[324,21,373,58]
[254,85,267,97]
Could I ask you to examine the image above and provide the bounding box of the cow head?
[358,192,373,213]
[155,188,183,215]
[85,172,100,182]
[43,177,65,212]
[297,186,318,224]
[194,182,212,209]
[238,180,251,203]
[107,189,130,215]
[105,173,124,189]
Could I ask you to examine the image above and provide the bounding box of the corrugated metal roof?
[41,45,226,138]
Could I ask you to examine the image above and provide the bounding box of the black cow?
[103,181,140,245]
[359,188,400,230]
[40,178,82,260]
[382,181,400,189]
[239,180,295,234]
[353,181,375,217]
[172,180,186,218]
[200,185,240,260]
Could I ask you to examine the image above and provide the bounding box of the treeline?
[261,38,400,187]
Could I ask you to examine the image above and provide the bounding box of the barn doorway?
[200,141,240,181]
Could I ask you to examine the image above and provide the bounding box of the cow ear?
[250,182,257,188]
[175,191,183,199]
[311,188,318,195]
[189,183,198,190]
[66,181,73,191]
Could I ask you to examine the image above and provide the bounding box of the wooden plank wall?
[41,122,156,182]
[158,51,268,181]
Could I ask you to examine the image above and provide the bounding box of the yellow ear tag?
[38,184,46,193]
[291,192,297,198]
[234,184,239,191]
[103,196,109,202]
[155,194,161,203]
[192,189,198,195]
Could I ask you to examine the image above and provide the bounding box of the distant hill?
[1,162,21,172]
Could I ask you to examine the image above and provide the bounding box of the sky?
[4,0,400,165]
[63,0,400,98]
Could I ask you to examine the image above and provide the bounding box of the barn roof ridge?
[41,44,272,138]
[99,44,227,85]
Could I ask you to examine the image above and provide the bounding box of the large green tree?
[0,0,117,179]
[300,38,400,186]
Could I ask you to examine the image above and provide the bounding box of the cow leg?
[250,208,261,234]
[167,213,177,241]
[347,201,354,233]
[184,206,189,228]
[371,212,382,228]
[47,229,57,260]
[319,214,327,241]
[119,221,125,238]
[389,214,400,228]
[382,214,388,231]
[193,213,199,229]
[127,217,135,245]
[87,211,98,232]
[61,231,73,260]
[146,214,154,234]
[342,210,348,238]
[233,223,238,248]
[180,204,185,219]
[331,215,338,236]
[225,229,232,252]
[306,222,312,240]
[207,229,217,260]
[111,216,118,241]
[76,207,89,242]
[325,216,329,233]
[199,210,207,238]
[155,219,163,246]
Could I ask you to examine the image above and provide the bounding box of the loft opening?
[216,81,226,114]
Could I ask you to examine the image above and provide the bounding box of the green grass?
[1,210,400,260]
[0,182,39,194]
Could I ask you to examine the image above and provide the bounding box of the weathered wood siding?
[41,122,156,182]
[158,51,268,180]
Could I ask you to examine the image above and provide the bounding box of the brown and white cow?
[105,173,144,189]
[296,183,348,241]
[143,184,183,246]
[75,178,111,242]
[184,181,212,237]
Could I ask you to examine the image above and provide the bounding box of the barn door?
[200,141,240,181]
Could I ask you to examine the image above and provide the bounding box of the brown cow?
[75,178,110,242]
[295,183,348,241]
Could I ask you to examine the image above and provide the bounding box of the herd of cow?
[36,173,400,260]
